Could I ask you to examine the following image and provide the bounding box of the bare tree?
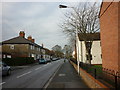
[59,2,100,65]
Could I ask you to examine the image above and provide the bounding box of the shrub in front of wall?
[2,57,35,66]
[2,58,14,66]
[70,57,77,65]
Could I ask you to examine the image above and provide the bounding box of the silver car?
[0,62,11,76]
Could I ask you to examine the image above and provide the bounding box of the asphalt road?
[1,59,64,89]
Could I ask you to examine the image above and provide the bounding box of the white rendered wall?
[77,40,102,64]
[91,41,102,64]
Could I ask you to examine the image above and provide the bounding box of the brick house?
[99,1,120,72]
[43,48,51,60]
[1,31,43,60]
[76,33,102,65]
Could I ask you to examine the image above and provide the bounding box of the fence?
[70,59,120,90]
[102,68,120,89]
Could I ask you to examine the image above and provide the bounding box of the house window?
[31,54,34,57]
[7,55,11,58]
[30,45,35,50]
[32,46,35,50]
[3,55,6,58]
[10,45,14,49]
[37,47,39,51]
[30,45,32,50]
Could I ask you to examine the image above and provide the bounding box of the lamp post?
[59,5,80,74]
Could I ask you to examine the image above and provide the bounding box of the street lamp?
[59,5,68,8]
[59,4,80,74]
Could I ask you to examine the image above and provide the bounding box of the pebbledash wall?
[99,1,120,72]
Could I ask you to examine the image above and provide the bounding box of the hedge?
[70,57,77,64]
[2,57,35,66]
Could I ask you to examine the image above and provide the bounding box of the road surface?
[1,59,64,89]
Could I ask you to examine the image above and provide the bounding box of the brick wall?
[100,2,119,72]
[118,1,120,72]
[2,44,29,57]
[2,44,41,59]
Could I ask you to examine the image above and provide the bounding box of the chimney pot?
[27,36,32,41]
[32,39,35,43]
[42,44,44,48]
[19,31,25,38]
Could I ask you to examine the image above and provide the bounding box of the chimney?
[42,44,44,48]
[19,31,25,38]
[27,36,32,41]
[32,39,35,43]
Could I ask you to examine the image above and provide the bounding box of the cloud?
[2,2,68,49]
[18,4,46,18]
[1,0,102,2]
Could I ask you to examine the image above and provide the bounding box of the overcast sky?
[1,0,102,50]
[2,2,71,50]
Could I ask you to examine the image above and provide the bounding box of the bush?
[2,57,35,66]
[70,58,77,65]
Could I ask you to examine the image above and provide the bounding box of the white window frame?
[30,45,32,50]
[10,45,14,49]
[3,55,6,58]
[7,55,11,58]
[32,46,35,50]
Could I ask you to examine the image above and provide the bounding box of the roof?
[98,1,103,18]
[99,1,115,18]
[2,36,42,48]
[78,33,100,41]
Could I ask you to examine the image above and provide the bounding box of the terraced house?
[1,31,43,60]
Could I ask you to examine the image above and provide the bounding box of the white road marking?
[59,74,66,76]
[35,63,52,71]
[35,67,42,70]
[16,71,32,78]
[0,82,6,85]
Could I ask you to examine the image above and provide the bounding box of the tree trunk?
[85,41,92,65]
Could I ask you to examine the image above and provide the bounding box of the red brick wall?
[118,2,120,72]
[100,2,119,72]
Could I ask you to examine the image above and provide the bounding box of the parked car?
[52,58,57,61]
[46,58,51,63]
[39,59,47,64]
[0,61,11,76]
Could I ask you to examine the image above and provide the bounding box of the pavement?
[47,60,90,89]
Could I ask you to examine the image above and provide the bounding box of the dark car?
[0,62,11,76]
[39,59,47,64]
